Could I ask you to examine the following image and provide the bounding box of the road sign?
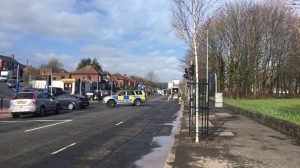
[16,82,19,93]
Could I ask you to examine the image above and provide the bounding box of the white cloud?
[81,44,182,82]
[0,31,20,50]
[0,0,186,82]
[30,52,76,70]
[0,0,104,39]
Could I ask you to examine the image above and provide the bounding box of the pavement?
[165,104,300,168]
[0,108,10,118]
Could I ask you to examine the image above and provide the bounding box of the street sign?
[16,82,19,93]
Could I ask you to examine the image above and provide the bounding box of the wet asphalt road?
[0,96,180,168]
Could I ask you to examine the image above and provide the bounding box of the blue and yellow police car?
[103,90,146,107]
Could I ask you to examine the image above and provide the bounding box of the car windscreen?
[15,93,33,99]
[8,80,16,83]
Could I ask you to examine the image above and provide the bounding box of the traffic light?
[184,68,189,79]
[189,64,195,76]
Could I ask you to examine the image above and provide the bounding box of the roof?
[71,65,103,75]
[0,55,18,64]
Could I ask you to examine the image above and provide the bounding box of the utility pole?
[50,74,53,95]
[80,76,82,96]
[16,64,19,93]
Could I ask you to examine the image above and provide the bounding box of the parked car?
[7,79,17,88]
[9,91,60,118]
[56,94,89,110]
[48,87,69,97]
[103,90,146,107]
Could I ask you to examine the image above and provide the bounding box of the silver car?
[9,92,60,118]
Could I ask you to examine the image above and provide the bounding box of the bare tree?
[144,71,159,83]
[204,0,300,98]
[40,58,65,73]
[171,0,217,142]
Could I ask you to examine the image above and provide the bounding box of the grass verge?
[224,98,300,125]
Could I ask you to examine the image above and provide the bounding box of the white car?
[9,92,60,118]
[103,90,146,107]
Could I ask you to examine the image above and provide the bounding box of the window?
[118,91,125,96]
[135,91,142,95]
[15,93,33,99]
[37,93,46,99]
[45,93,53,99]
[127,90,135,96]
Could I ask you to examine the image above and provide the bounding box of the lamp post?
[206,30,209,104]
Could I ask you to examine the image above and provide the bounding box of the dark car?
[7,79,17,88]
[56,94,89,110]
[49,87,69,97]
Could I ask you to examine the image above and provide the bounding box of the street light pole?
[193,16,199,143]
[206,30,209,104]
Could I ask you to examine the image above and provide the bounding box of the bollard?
[0,97,3,109]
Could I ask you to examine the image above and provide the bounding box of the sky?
[0,0,187,82]
[0,0,299,83]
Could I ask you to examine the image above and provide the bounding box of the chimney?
[10,54,15,59]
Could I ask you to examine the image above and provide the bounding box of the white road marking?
[24,120,72,132]
[115,121,124,126]
[51,143,76,155]
[0,119,71,123]
[29,120,72,122]
[0,121,18,123]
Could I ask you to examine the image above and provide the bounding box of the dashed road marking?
[51,143,76,155]
[24,120,72,132]
[115,121,124,126]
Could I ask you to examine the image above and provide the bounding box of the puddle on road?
[134,105,182,168]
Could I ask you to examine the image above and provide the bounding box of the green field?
[224,98,300,125]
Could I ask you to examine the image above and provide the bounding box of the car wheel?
[39,106,46,117]
[107,100,115,107]
[55,105,60,114]
[134,99,141,106]
[68,103,74,110]
[12,113,20,118]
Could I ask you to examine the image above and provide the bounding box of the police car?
[103,90,146,107]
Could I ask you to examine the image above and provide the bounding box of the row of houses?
[49,65,143,94]
[0,54,25,76]
[0,54,146,94]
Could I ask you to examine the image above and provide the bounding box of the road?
[0,96,180,168]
